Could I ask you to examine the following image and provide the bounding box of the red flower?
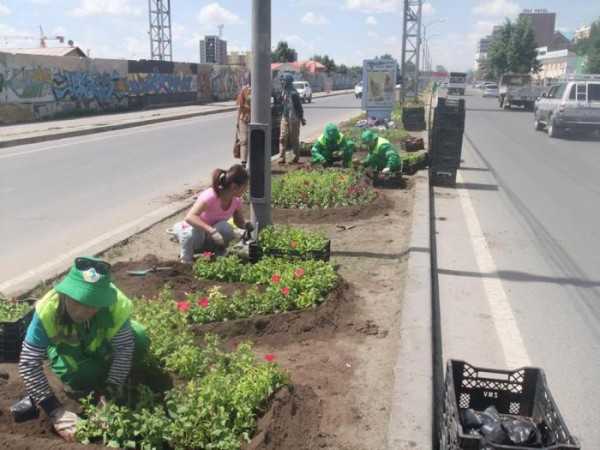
[176,301,190,313]
[264,354,275,362]
[201,251,214,259]
[294,268,305,278]
[290,241,298,249]
[271,274,281,284]
[281,287,290,296]
[198,298,210,308]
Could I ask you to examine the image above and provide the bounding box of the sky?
[0,0,599,71]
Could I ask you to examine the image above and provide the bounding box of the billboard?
[362,59,397,117]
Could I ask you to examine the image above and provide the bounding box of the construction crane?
[0,26,65,48]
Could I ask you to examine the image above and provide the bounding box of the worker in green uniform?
[359,130,402,176]
[18,257,149,442]
[311,123,355,168]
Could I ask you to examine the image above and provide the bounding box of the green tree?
[312,54,337,73]
[487,18,540,77]
[575,19,600,73]
[272,41,298,62]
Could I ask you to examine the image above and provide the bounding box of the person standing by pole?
[278,73,306,164]
[234,76,251,168]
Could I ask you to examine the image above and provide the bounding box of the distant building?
[227,51,251,67]
[535,47,578,83]
[548,31,572,52]
[575,25,591,42]
[200,36,227,65]
[519,9,556,47]
[0,46,87,57]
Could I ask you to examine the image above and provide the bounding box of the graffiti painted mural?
[128,69,197,96]
[2,66,54,101]
[210,66,248,101]
[52,70,128,107]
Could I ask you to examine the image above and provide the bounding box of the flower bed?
[272,168,375,209]
[190,255,338,324]
[74,290,287,449]
[250,225,331,262]
[0,300,33,322]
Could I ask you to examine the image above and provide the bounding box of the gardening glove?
[50,408,80,442]
[382,167,391,175]
[210,230,226,247]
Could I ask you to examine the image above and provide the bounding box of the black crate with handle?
[0,301,35,363]
[440,360,580,450]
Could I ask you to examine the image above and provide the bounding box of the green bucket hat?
[55,257,117,308]
[361,130,377,144]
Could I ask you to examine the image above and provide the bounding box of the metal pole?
[250,0,272,229]
[415,1,422,94]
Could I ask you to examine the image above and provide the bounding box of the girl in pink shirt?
[178,165,251,263]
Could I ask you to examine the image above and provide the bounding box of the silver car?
[534,76,600,138]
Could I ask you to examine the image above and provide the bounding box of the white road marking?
[456,172,531,368]
[0,111,235,160]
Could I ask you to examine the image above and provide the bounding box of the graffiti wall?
[0,52,128,123]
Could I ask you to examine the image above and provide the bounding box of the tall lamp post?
[422,19,445,73]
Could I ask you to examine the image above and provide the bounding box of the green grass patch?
[258,225,328,255]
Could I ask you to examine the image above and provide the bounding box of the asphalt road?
[0,93,361,286]
[440,90,600,446]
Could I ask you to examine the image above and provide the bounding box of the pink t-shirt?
[193,188,242,226]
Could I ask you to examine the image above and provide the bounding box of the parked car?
[354,81,363,99]
[293,81,312,103]
[483,84,499,97]
[534,75,600,138]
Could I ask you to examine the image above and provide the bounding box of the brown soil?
[2,150,417,449]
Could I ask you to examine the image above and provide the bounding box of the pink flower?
[264,354,275,362]
[271,274,281,284]
[201,251,214,260]
[281,287,290,296]
[176,301,190,313]
[198,298,210,308]
[294,268,305,278]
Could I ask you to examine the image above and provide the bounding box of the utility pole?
[248,0,272,230]
[148,0,173,61]
[400,0,423,102]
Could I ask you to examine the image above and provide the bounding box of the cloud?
[366,16,377,26]
[70,0,142,17]
[301,12,329,25]
[0,1,10,16]
[345,0,400,14]
[422,2,435,16]
[473,0,520,18]
[197,3,242,26]
[368,31,379,39]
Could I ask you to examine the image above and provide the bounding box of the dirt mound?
[244,385,321,450]
[192,282,355,345]
[111,254,251,300]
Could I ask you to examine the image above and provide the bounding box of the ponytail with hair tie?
[211,164,249,196]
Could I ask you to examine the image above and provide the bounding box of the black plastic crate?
[430,151,461,169]
[437,97,466,113]
[248,240,331,263]
[0,303,35,363]
[440,360,580,450]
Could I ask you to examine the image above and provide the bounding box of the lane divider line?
[455,171,531,369]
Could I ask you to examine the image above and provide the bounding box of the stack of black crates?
[402,106,427,131]
[430,97,466,186]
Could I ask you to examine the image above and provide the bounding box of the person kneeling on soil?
[358,130,402,176]
[177,164,252,264]
[18,257,149,442]
[311,123,355,168]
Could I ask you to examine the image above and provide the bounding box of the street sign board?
[362,59,397,119]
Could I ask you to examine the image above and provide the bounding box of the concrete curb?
[0,90,354,149]
[0,196,196,297]
[386,171,433,450]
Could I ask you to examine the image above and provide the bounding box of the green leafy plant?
[76,294,288,450]
[0,299,33,322]
[190,256,338,324]
[272,168,375,209]
[258,225,328,255]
